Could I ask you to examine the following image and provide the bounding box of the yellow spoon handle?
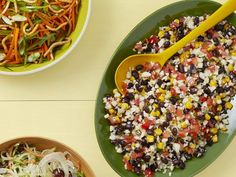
[162,0,236,60]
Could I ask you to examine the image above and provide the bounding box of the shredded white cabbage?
[0,143,84,177]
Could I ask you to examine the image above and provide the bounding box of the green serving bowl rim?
[95,0,236,177]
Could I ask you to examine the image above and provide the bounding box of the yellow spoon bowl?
[115,0,236,95]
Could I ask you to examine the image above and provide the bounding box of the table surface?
[0,0,235,177]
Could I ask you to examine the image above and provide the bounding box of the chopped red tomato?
[176,73,186,80]
[124,135,135,144]
[178,131,186,138]
[141,118,155,130]
[170,87,177,96]
[144,169,154,177]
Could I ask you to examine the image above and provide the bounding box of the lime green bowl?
[0,0,91,75]
[95,0,236,177]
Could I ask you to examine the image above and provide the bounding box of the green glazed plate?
[0,0,91,75]
[95,0,236,177]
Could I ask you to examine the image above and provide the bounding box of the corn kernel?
[151,111,161,117]
[231,52,236,56]
[207,45,216,51]
[225,102,233,110]
[210,128,218,134]
[180,52,190,62]
[146,135,155,143]
[131,143,136,148]
[220,126,228,131]
[157,142,164,150]
[154,128,163,136]
[152,103,158,109]
[194,42,202,48]
[209,80,217,87]
[123,154,130,161]
[121,103,129,110]
[174,19,180,24]
[115,116,121,123]
[113,89,118,94]
[159,88,166,94]
[228,64,234,72]
[185,101,193,109]
[158,94,165,102]
[181,121,188,129]
[158,31,165,38]
[165,27,171,31]
[212,135,218,143]
[220,93,226,99]
[189,143,196,149]
[223,76,230,84]
[205,113,211,120]
[214,115,220,121]
[215,95,221,103]
[170,78,174,85]
[130,76,135,81]
[109,109,115,114]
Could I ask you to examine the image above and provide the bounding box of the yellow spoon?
[115,0,236,94]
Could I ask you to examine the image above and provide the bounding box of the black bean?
[193,16,199,26]
[131,70,139,79]
[127,82,134,89]
[170,97,178,104]
[161,157,168,164]
[178,63,185,73]
[172,158,180,166]
[143,155,151,162]
[193,147,205,157]
[213,38,220,46]
[228,27,236,35]
[190,54,196,58]
[171,128,178,136]
[206,32,212,39]
[162,121,169,128]
[145,43,153,53]
[149,164,157,172]
[216,86,224,93]
[203,60,208,68]
[135,84,143,92]
[163,41,171,48]
[53,169,65,177]
[126,122,134,130]
[212,49,220,57]
[196,78,204,84]
[214,23,224,31]
[207,139,214,146]
[190,86,198,94]
[145,85,152,92]
[197,35,204,42]
[178,160,186,169]
[156,79,163,87]
[122,97,130,103]
[219,66,226,74]
[115,126,124,135]
[143,106,150,113]
[146,129,154,135]
[203,86,211,95]
[141,79,149,85]
[126,93,134,100]
[135,64,144,71]
[189,64,197,74]
[183,152,192,160]
[166,113,173,121]
[118,140,126,146]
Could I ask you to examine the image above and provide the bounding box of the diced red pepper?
[178,131,186,138]
[144,169,154,177]
[170,87,177,96]
[177,73,186,80]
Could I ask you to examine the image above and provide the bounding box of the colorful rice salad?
[103,15,236,177]
[0,142,85,177]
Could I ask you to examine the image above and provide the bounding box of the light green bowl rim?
[0,0,92,76]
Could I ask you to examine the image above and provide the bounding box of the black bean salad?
[103,15,236,177]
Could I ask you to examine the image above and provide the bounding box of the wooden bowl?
[0,137,95,177]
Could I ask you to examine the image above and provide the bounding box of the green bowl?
[95,0,236,177]
[0,0,91,75]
